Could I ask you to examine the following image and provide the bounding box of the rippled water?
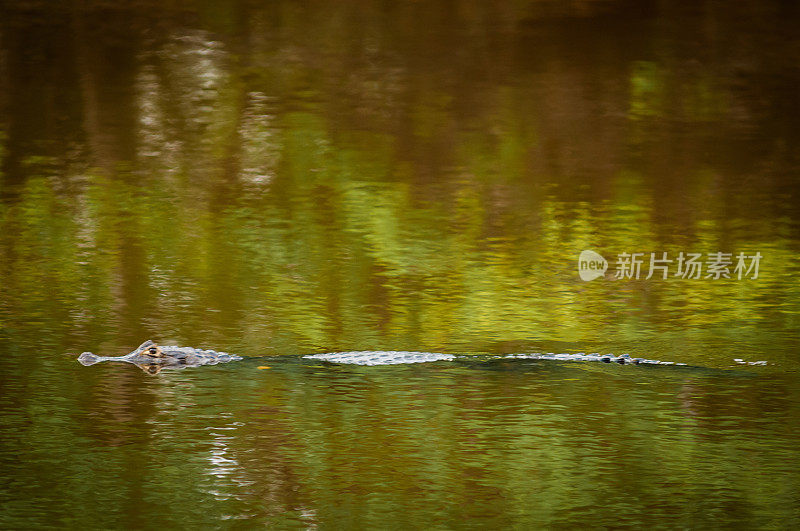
[3,356,797,528]
[1,0,799,528]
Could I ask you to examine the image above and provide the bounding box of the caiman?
[77,341,767,373]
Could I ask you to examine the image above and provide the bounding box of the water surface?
[0,0,799,528]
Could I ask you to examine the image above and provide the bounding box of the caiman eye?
[149,347,158,355]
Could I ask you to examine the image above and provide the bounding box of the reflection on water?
[0,0,799,527]
[1,357,798,528]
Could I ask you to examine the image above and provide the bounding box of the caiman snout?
[77,352,100,366]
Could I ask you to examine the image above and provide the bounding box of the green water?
[1,0,799,528]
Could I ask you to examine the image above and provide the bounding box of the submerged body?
[303,351,457,365]
[502,352,686,365]
[302,351,683,365]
